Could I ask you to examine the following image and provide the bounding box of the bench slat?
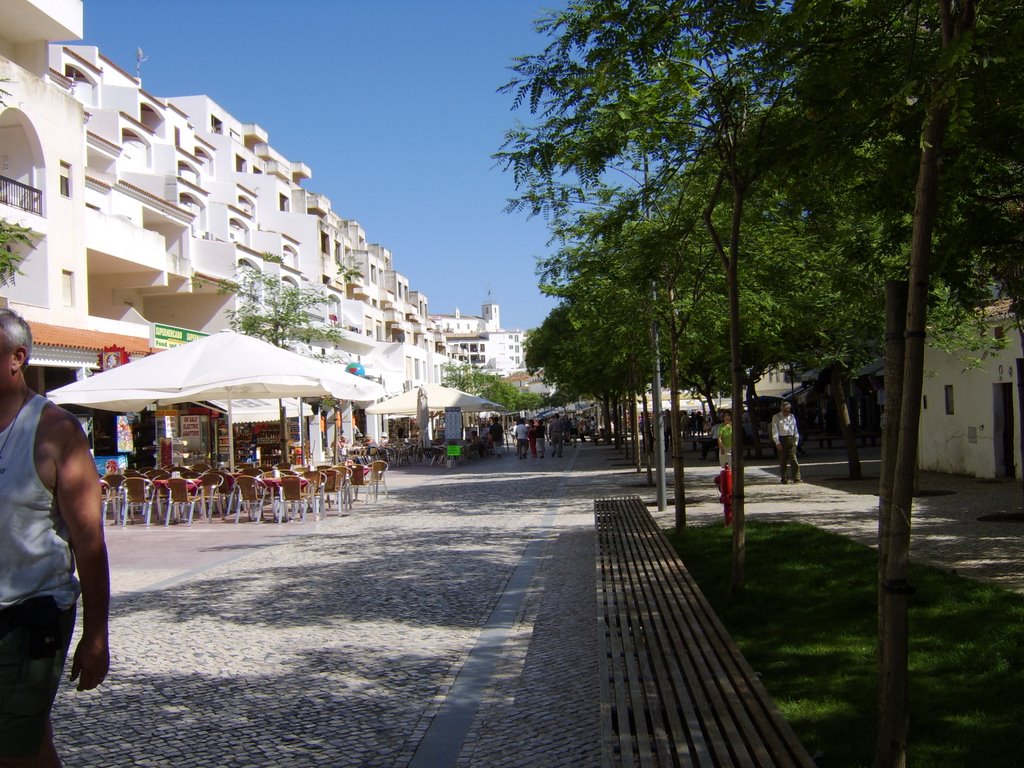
[596,496,816,768]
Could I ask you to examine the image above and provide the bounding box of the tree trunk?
[830,364,863,480]
[745,381,766,459]
[703,169,747,594]
[278,400,289,467]
[876,0,973,755]
[878,280,908,758]
[727,186,747,595]
[641,391,653,483]
[1016,344,1024,508]
[670,324,687,530]
[631,395,642,472]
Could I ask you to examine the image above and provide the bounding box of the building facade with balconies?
[3,1,455,419]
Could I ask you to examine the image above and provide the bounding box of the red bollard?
[713,463,733,526]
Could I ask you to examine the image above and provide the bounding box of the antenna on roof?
[135,47,148,80]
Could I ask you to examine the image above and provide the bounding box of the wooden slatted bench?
[595,496,817,767]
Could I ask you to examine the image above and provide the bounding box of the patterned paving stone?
[50,442,1022,767]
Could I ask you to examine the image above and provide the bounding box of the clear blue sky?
[78,1,565,331]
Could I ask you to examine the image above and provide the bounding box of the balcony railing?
[0,175,42,215]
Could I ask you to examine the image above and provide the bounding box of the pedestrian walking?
[549,415,565,457]
[514,418,530,459]
[0,309,110,766]
[534,417,546,458]
[488,416,504,454]
[771,401,802,483]
[717,410,733,468]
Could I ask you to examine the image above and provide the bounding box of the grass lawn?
[666,521,1024,767]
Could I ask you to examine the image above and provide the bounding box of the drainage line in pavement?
[408,446,578,767]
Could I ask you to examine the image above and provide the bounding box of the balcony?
[0,175,42,215]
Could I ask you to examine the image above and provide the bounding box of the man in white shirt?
[514,419,530,459]
[771,401,802,484]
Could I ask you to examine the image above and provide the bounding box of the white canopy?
[365,383,503,416]
[47,330,384,410]
[47,331,385,469]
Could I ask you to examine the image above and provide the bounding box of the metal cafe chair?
[273,475,308,523]
[100,473,125,525]
[232,475,268,523]
[197,472,226,521]
[320,468,345,515]
[301,470,326,521]
[365,460,389,502]
[121,476,156,526]
[166,477,203,526]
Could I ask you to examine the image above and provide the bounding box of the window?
[211,116,223,134]
[279,193,289,212]
[61,270,74,306]
[59,162,71,197]
[944,385,955,415]
[235,155,247,173]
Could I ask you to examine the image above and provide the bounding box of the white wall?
[919,328,1024,478]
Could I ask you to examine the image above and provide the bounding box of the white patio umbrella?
[365,383,504,416]
[47,330,385,468]
[416,386,431,448]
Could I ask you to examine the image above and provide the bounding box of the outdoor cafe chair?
[166,477,204,526]
[319,468,346,515]
[273,475,309,523]
[232,475,267,523]
[144,468,170,480]
[197,472,225,521]
[347,462,367,501]
[301,470,327,520]
[100,473,125,525]
[366,460,389,502]
[121,476,156,526]
[189,462,212,473]
[237,466,263,477]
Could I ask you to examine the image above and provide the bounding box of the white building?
[918,303,1022,479]
[431,303,526,375]
[1,0,454,456]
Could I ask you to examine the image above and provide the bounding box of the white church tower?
[482,303,501,333]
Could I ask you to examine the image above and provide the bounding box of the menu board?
[444,407,462,441]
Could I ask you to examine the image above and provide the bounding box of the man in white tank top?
[0,309,110,766]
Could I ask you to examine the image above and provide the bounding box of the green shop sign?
[153,323,208,349]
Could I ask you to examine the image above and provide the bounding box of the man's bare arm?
[42,405,110,690]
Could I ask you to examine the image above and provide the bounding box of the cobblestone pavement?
[50,441,1023,767]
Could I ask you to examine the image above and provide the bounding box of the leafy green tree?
[223,262,347,349]
[222,261,348,462]
[0,218,32,287]
[440,362,543,413]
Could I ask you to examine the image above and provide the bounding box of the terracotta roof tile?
[28,322,156,356]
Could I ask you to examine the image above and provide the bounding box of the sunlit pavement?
[51,441,1023,766]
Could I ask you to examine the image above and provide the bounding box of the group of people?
[714,401,801,483]
[510,414,575,459]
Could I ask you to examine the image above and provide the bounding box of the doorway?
[993,382,1015,477]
